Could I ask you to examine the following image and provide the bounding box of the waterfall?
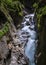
[18,13,37,65]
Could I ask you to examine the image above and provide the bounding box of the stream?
[18,13,38,65]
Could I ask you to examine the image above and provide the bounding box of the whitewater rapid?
[18,14,37,65]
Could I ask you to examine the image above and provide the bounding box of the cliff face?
[37,15,46,65]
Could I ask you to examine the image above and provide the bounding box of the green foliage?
[5,0,24,15]
[0,22,9,38]
[0,0,24,16]
[38,6,46,15]
[37,6,46,29]
[33,1,46,30]
[0,0,24,38]
[33,3,38,9]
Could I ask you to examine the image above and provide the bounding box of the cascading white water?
[18,14,37,65]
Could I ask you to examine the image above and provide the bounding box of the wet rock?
[0,37,9,59]
[0,36,9,65]
[9,34,28,65]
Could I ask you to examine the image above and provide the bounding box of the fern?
[0,22,9,38]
